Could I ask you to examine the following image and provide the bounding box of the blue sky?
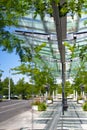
[0,26,30,84]
[0,48,28,83]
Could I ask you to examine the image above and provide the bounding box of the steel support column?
[51,0,66,115]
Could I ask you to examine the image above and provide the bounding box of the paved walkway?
[0,100,87,130]
[57,100,87,130]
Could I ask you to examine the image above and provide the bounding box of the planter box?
[32,105,38,111]
[47,100,52,104]
[78,100,84,104]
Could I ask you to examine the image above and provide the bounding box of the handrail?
[45,103,62,130]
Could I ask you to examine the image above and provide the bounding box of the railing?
[45,102,62,130]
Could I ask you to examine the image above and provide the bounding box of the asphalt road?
[0,100,31,122]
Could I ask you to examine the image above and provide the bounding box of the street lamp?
[80,84,84,97]
[45,83,50,104]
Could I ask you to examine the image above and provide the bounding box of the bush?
[47,96,53,100]
[0,99,2,102]
[77,96,84,103]
[47,96,53,101]
[0,95,3,102]
[77,96,83,101]
[38,102,47,111]
[32,100,40,105]
[82,102,87,111]
[32,100,47,111]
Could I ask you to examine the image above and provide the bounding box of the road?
[0,100,31,122]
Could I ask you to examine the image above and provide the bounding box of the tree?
[1,0,86,67]
[0,80,3,95]
[12,63,55,96]
[15,78,30,99]
[2,77,9,96]
[32,66,55,96]
[11,43,50,95]
[73,68,87,95]
[0,0,86,54]
[0,0,33,59]
[1,77,14,97]
[0,69,3,95]
[65,81,73,97]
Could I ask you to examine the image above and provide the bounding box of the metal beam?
[52,0,66,115]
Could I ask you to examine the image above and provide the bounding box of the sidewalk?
[0,100,87,130]
[0,101,60,130]
[0,109,44,130]
[57,101,87,130]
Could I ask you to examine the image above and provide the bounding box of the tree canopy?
[1,0,87,56]
[1,0,87,97]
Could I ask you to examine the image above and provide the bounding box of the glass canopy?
[14,10,87,83]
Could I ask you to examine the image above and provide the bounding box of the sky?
[0,48,29,84]
[0,25,31,84]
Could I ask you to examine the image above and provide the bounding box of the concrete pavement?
[57,100,87,130]
[0,100,87,130]
[0,109,44,130]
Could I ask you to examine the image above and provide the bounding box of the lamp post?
[8,69,11,100]
[45,83,50,104]
[80,84,84,97]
